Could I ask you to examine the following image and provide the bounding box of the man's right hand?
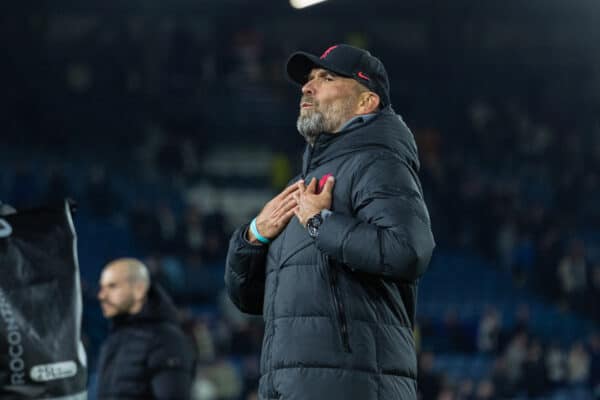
[248,180,302,244]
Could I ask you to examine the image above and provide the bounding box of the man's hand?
[294,176,335,226]
[248,181,302,244]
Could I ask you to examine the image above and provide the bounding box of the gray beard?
[296,111,327,145]
[296,96,357,145]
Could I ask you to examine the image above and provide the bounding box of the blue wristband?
[250,218,270,244]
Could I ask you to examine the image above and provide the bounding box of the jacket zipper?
[302,139,318,178]
[324,254,351,353]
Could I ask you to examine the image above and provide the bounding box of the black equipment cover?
[0,200,87,399]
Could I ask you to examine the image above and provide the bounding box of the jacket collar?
[301,106,418,177]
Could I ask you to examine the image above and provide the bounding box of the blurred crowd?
[418,304,599,399]
[418,97,600,322]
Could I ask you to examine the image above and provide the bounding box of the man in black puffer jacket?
[96,258,195,400]
[225,44,435,400]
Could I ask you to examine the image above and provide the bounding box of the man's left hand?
[293,176,335,226]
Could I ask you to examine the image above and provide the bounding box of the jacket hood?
[111,284,179,329]
[301,106,420,177]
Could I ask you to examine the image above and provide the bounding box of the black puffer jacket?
[96,284,195,400]
[225,107,435,400]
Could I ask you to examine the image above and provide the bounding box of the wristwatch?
[306,212,324,239]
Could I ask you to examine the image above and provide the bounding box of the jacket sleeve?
[315,154,435,282]
[224,224,268,315]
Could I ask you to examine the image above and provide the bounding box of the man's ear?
[132,281,148,301]
[356,91,380,115]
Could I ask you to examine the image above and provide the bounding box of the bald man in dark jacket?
[97,259,195,400]
[225,44,435,400]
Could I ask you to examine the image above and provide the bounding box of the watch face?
[307,213,323,238]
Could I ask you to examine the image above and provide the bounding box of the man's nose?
[302,80,314,96]
[97,289,105,301]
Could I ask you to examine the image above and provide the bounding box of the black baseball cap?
[286,44,391,107]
